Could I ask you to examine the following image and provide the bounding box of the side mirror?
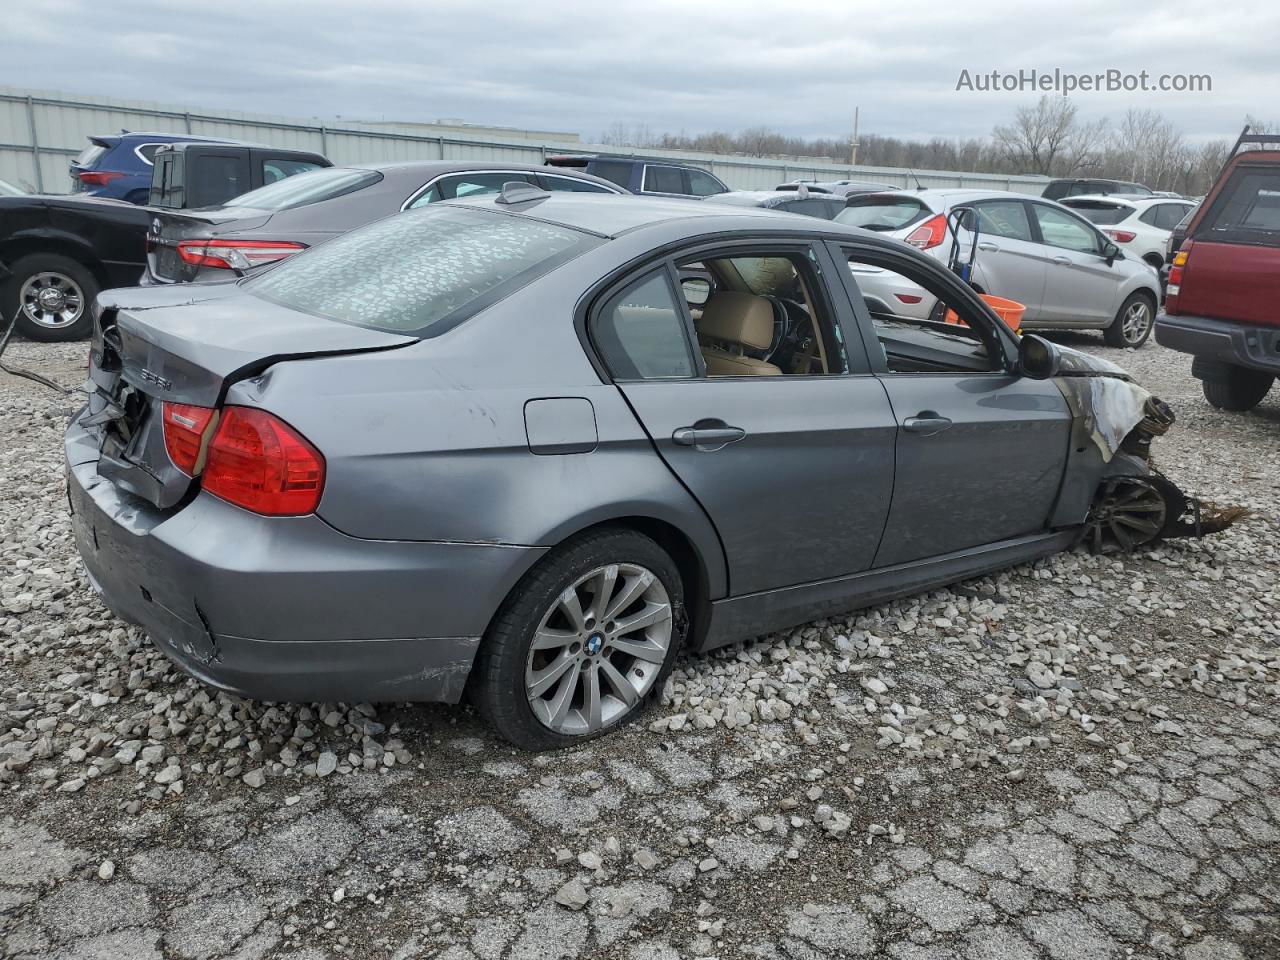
[1102,241,1121,265]
[1019,334,1061,380]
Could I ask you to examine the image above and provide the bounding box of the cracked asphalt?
[1,335,1278,960]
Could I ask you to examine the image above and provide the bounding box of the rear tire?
[1103,292,1155,348]
[1194,358,1275,411]
[3,253,99,342]
[471,528,686,751]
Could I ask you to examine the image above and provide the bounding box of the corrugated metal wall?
[0,85,1051,197]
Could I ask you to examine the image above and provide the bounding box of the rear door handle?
[903,413,953,436]
[978,242,1000,252]
[673,424,746,449]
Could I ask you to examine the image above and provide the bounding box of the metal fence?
[0,85,1052,197]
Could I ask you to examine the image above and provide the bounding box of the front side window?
[224,167,381,211]
[643,166,686,194]
[189,155,247,208]
[593,272,696,380]
[1033,205,1102,253]
[1156,203,1193,230]
[688,169,726,196]
[968,200,1034,240]
[248,206,601,336]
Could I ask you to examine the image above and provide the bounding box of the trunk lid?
[146,207,275,282]
[86,283,414,508]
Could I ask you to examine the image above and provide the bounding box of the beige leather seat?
[697,291,782,377]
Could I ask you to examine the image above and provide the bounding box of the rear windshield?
[835,196,929,231]
[1063,200,1133,225]
[75,141,108,168]
[223,167,381,212]
[1201,169,1280,242]
[247,205,601,335]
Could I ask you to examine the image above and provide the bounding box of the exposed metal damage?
[1052,344,1244,554]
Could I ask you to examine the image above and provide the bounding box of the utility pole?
[850,106,860,166]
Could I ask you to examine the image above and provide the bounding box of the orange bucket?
[945,294,1025,333]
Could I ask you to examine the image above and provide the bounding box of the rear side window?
[688,169,726,196]
[541,174,616,194]
[247,206,601,336]
[434,172,537,200]
[1066,201,1133,226]
[149,153,181,206]
[593,271,696,379]
[969,200,1035,239]
[188,155,248,208]
[586,160,634,188]
[223,168,382,211]
[643,166,686,194]
[135,143,165,165]
[836,196,928,232]
[1201,169,1280,241]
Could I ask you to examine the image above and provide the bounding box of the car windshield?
[247,205,602,335]
[1064,200,1133,225]
[222,167,381,212]
[835,196,928,231]
[0,178,23,197]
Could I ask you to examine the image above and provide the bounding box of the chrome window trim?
[400,169,625,210]
[132,143,168,166]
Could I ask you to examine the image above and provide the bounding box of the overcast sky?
[7,0,1275,144]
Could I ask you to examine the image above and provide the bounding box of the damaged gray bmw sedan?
[66,186,1227,749]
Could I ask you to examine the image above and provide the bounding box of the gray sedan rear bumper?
[66,416,545,703]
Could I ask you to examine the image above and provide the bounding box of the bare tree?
[991,96,1080,175]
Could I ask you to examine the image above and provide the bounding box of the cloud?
[5,0,1272,144]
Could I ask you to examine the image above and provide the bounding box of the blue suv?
[69,132,239,204]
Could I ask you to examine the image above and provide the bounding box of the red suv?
[1156,129,1280,412]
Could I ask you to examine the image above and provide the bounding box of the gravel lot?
[1,335,1277,960]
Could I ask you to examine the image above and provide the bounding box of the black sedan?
[144,161,627,285]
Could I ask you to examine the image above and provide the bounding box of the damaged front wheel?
[1085,477,1168,554]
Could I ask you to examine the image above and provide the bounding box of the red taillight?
[1104,229,1137,243]
[162,402,216,476]
[894,293,924,304]
[202,407,325,516]
[904,214,947,250]
[76,170,124,187]
[176,239,305,271]
[1164,242,1191,313]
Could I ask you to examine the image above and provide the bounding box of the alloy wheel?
[19,272,85,329]
[1087,478,1168,553]
[1120,300,1152,346]
[524,562,672,736]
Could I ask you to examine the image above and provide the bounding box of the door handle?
[903,412,953,436]
[978,242,1000,252]
[1052,255,1072,265]
[672,423,746,449]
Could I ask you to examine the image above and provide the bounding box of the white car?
[835,189,1165,347]
[1060,195,1197,269]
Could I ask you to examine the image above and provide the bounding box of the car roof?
[107,131,244,143]
[849,188,1032,205]
[335,160,626,192]
[441,191,858,240]
[1062,194,1140,208]
[706,190,797,205]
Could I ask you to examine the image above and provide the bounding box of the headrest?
[699,292,775,351]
